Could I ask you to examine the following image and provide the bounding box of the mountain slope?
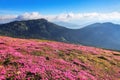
[72,22,120,50]
[0,36,120,79]
[0,19,69,41]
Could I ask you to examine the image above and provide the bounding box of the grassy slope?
[0,36,120,80]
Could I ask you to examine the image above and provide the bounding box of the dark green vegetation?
[0,19,69,40]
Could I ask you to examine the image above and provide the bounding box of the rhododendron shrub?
[0,36,120,80]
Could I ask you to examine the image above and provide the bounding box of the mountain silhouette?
[0,19,120,50]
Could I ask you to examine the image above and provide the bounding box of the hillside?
[0,19,69,42]
[73,22,120,50]
[0,36,120,80]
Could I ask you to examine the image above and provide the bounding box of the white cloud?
[1,12,120,25]
[0,15,17,20]
[16,12,43,20]
[0,15,17,23]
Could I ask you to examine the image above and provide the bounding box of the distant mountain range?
[0,19,120,50]
[71,22,120,50]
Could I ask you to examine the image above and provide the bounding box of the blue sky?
[0,0,120,28]
[0,0,120,14]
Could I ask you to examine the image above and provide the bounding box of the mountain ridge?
[0,19,120,50]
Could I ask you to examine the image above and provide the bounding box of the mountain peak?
[29,18,48,22]
[102,22,115,25]
[85,22,118,28]
[0,18,69,41]
[21,18,48,23]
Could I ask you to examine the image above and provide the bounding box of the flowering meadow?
[0,36,120,80]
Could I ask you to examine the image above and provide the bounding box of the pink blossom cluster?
[0,36,119,80]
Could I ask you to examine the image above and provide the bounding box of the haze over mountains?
[0,19,120,50]
[53,21,82,29]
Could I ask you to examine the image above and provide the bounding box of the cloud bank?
[1,12,120,25]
